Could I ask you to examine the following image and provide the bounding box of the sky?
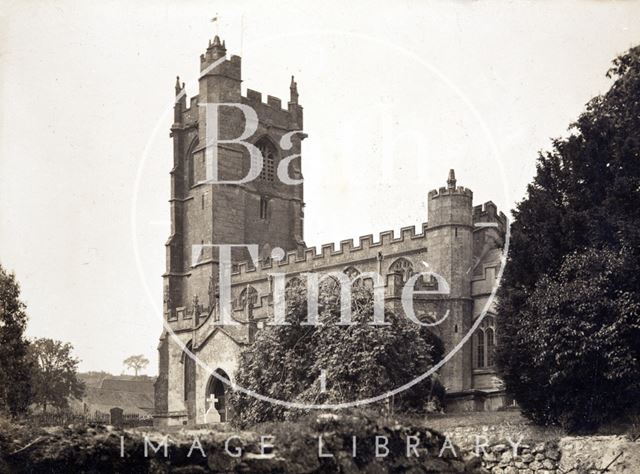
[1,0,639,375]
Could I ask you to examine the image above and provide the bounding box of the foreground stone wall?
[476,441,560,473]
[559,436,640,474]
[3,414,638,473]
[444,425,640,474]
[1,414,483,473]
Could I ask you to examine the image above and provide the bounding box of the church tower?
[164,35,305,321]
[156,36,305,423]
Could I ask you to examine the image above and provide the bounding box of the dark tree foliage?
[229,286,444,427]
[497,46,640,432]
[30,338,85,412]
[514,248,640,432]
[0,264,34,416]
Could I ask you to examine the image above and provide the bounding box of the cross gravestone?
[110,406,124,428]
[203,394,221,424]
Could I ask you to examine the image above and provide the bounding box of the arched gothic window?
[256,138,277,182]
[238,286,259,309]
[474,315,497,369]
[389,258,414,283]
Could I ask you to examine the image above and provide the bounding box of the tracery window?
[474,315,497,369]
[238,286,259,309]
[389,257,414,283]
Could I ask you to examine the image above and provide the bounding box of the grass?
[423,409,526,430]
[420,409,566,444]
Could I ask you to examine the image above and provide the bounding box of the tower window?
[257,139,276,182]
[259,197,268,219]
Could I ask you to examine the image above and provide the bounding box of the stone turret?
[426,170,474,394]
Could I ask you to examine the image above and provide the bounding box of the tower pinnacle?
[289,75,299,104]
[447,169,456,189]
[207,35,227,60]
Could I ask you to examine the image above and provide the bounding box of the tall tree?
[497,45,640,431]
[0,264,33,416]
[123,354,149,376]
[30,338,85,412]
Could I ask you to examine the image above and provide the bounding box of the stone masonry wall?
[444,425,640,473]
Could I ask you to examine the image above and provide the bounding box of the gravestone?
[110,406,124,428]
[203,394,221,424]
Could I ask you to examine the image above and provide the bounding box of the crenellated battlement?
[173,94,200,122]
[473,201,507,228]
[175,86,292,123]
[428,186,473,199]
[243,89,288,112]
[228,223,431,280]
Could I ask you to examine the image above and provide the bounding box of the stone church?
[154,36,507,427]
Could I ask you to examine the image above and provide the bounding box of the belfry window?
[257,139,276,182]
[474,315,497,369]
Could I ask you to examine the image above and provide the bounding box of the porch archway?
[205,369,231,422]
